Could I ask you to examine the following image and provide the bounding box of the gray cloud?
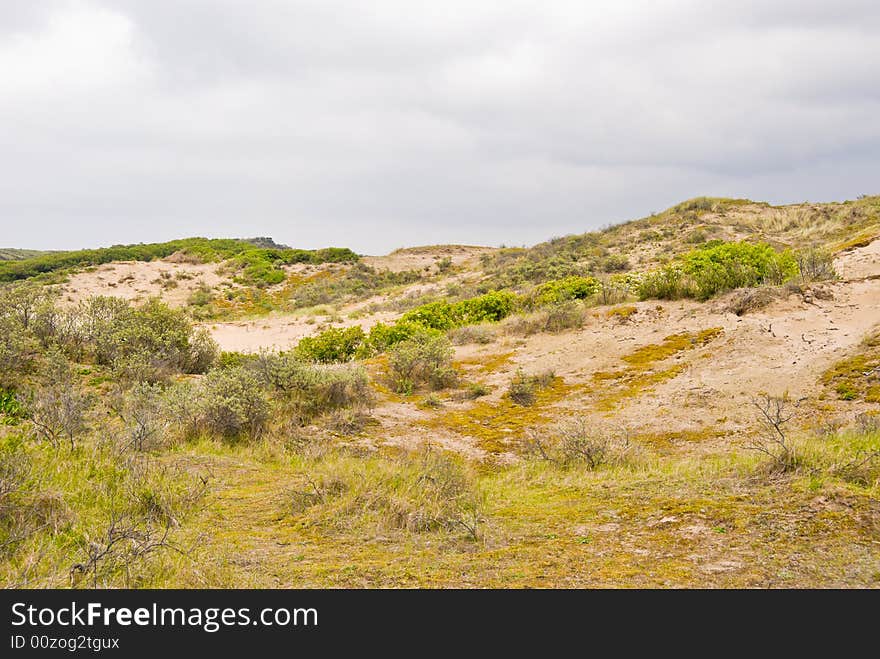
[1,0,878,253]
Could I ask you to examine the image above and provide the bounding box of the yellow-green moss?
[593,365,685,411]
[621,328,723,368]
[588,328,723,412]
[422,377,575,453]
[633,428,725,447]
[454,351,515,374]
[821,329,880,402]
[605,304,638,320]
[833,230,880,254]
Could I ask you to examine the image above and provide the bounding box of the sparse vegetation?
[821,328,880,403]
[525,419,634,468]
[507,369,556,407]
[3,197,880,588]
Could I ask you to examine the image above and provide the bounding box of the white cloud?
[0,1,878,252]
[0,2,146,94]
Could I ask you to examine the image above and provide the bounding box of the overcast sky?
[1,1,878,254]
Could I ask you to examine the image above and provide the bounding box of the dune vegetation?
[2,195,879,587]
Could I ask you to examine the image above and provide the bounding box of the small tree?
[25,348,91,450]
[748,394,800,473]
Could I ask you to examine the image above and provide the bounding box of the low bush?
[533,276,600,306]
[600,253,630,272]
[388,331,457,394]
[360,320,423,355]
[543,301,587,332]
[459,382,491,400]
[295,326,365,363]
[638,241,798,301]
[250,351,374,421]
[524,419,634,468]
[796,247,837,282]
[448,324,497,345]
[199,367,270,440]
[401,291,519,330]
[502,302,586,336]
[75,297,218,382]
[113,382,168,452]
[724,287,779,316]
[0,316,37,387]
[21,348,92,450]
[507,369,555,406]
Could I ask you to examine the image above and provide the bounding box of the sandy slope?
[58,239,880,456]
[365,239,880,456]
[362,245,492,273]
[58,260,228,307]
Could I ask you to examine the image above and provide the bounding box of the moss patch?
[422,377,575,454]
[589,328,723,411]
[821,329,880,402]
[454,351,515,374]
[605,304,638,320]
[621,328,723,368]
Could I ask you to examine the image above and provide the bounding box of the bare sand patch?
[57,260,229,307]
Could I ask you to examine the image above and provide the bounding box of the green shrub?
[199,367,270,440]
[600,254,630,272]
[401,300,458,330]
[186,283,213,308]
[462,382,490,399]
[455,290,518,324]
[361,321,424,355]
[0,388,24,424]
[250,351,374,422]
[217,351,251,369]
[0,316,37,387]
[636,265,690,300]
[295,326,366,363]
[638,241,798,301]
[388,331,457,394]
[401,291,519,331]
[85,298,218,381]
[533,276,600,306]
